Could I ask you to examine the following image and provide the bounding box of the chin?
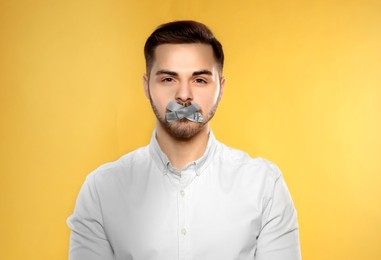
[164,120,206,140]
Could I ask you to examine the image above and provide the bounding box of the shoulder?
[85,145,150,186]
[209,141,285,206]
[216,141,282,181]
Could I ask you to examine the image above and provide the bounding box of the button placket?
[178,186,188,259]
[178,167,197,260]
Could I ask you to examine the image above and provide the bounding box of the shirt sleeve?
[255,165,302,260]
[67,173,115,260]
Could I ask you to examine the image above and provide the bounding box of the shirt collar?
[149,129,217,176]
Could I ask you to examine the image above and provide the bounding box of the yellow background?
[1,0,380,259]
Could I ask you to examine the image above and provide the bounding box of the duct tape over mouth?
[165,101,204,123]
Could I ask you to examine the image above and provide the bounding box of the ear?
[218,76,226,101]
[142,73,150,99]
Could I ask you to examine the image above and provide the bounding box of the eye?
[162,77,174,82]
[160,77,177,85]
[194,78,207,85]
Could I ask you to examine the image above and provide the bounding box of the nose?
[175,81,193,104]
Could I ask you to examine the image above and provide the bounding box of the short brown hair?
[144,20,224,76]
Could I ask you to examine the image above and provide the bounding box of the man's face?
[143,43,225,140]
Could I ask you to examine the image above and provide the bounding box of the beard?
[149,98,219,140]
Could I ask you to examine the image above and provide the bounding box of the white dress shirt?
[67,130,301,260]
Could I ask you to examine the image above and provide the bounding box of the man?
[67,20,301,260]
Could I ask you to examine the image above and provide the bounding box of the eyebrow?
[155,70,213,77]
[156,70,178,76]
[192,70,213,76]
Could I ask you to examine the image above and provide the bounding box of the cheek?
[197,89,220,108]
[150,89,171,109]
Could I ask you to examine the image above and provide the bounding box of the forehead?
[151,43,217,73]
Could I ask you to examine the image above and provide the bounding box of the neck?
[155,123,210,170]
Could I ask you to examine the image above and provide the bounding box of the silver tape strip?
[165,101,204,123]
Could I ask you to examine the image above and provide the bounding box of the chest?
[100,173,263,260]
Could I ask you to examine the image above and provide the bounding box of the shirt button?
[181,228,187,235]
[180,190,185,197]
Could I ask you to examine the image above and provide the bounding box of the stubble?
[149,98,219,141]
